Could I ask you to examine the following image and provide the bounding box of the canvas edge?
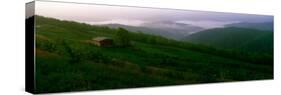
[25,1,36,94]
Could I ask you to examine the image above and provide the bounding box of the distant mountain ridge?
[101,21,204,40]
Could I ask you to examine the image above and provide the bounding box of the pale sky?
[35,1,273,28]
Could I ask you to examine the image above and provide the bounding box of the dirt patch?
[36,34,50,41]
[36,48,59,58]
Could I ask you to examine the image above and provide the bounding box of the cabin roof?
[93,37,112,41]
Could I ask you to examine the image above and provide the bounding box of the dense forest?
[34,16,273,93]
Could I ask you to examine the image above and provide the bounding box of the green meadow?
[34,16,273,93]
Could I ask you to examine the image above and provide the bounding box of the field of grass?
[34,16,273,93]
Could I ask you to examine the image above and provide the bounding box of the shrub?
[36,40,57,52]
[115,28,131,47]
[60,40,83,63]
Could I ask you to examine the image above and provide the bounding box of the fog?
[35,1,273,28]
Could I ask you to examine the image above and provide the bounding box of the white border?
[0,0,280,95]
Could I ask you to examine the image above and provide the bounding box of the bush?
[60,40,83,63]
[115,28,131,47]
[36,40,57,52]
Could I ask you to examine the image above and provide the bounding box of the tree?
[60,40,81,63]
[115,28,131,47]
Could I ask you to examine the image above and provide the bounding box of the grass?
[34,16,273,93]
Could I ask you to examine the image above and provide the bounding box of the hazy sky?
[35,1,273,28]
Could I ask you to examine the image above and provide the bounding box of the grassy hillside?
[35,16,273,93]
[184,27,273,54]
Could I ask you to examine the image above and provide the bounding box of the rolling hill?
[225,22,273,31]
[101,21,204,40]
[184,27,273,54]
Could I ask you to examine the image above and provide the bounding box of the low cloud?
[86,19,147,26]
[176,20,240,28]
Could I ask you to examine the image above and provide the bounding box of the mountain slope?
[102,21,204,40]
[102,24,183,39]
[225,22,273,31]
[184,27,273,54]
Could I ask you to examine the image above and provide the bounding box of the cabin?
[92,37,113,47]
